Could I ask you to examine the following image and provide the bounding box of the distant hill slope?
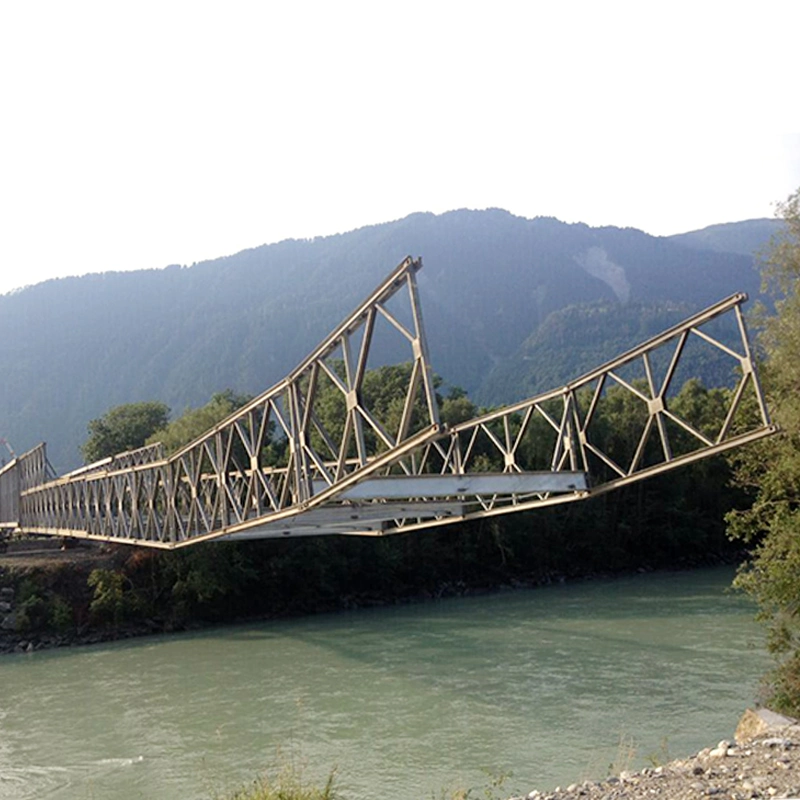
[0,210,768,472]
[667,218,781,256]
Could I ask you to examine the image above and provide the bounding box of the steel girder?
[8,259,776,547]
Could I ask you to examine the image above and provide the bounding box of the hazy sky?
[2,2,799,296]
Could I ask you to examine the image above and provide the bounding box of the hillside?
[0,210,772,473]
[667,218,781,256]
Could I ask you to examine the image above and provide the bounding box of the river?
[0,566,768,800]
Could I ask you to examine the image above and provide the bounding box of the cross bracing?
[0,257,776,547]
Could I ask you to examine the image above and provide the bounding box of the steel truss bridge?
[0,257,777,549]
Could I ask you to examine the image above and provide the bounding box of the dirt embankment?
[0,537,116,569]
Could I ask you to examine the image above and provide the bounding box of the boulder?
[736,708,800,743]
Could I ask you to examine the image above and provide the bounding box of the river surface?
[0,567,768,800]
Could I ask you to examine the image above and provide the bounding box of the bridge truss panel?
[1,443,55,529]
[17,257,447,546]
[363,292,776,536]
[9,264,776,547]
[0,460,19,528]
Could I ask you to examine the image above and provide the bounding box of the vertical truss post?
[341,333,368,467]
[406,267,441,430]
[563,391,580,472]
[735,304,771,427]
[289,380,312,504]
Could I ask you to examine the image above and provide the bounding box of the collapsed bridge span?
[0,257,776,548]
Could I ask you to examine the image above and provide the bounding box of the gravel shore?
[515,710,800,800]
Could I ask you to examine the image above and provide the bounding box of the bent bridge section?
[0,257,776,548]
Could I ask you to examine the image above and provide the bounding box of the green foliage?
[81,401,170,463]
[432,770,512,800]
[308,362,436,457]
[87,568,138,626]
[440,387,477,427]
[163,544,259,621]
[12,577,75,633]
[14,336,747,643]
[81,389,250,466]
[214,765,516,800]
[726,187,800,713]
[644,737,672,769]
[15,592,49,632]
[761,652,800,715]
[148,390,251,455]
[50,596,74,631]
[68,367,744,632]
[214,764,337,800]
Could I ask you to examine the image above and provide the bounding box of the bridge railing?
[61,442,166,480]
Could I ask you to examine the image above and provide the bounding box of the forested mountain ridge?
[0,209,774,472]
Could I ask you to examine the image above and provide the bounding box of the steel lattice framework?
[0,256,776,548]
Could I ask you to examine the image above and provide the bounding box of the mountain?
[667,218,781,256]
[0,210,771,473]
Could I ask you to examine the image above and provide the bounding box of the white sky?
[1,1,799,296]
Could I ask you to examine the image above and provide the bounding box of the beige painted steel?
[318,472,589,499]
[3,260,776,547]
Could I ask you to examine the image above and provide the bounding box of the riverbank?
[0,538,193,654]
[516,709,800,800]
[0,535,749,656]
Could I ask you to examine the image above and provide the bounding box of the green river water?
[0,567,768,800]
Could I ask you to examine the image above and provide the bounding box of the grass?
[607,733,637,775]
[214,763,338,800]
[214,765,515,800]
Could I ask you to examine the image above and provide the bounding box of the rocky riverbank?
[514,709,800,800]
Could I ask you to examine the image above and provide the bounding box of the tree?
[727,187,800,713]
[81,401,170,463]
[147,389,251,455]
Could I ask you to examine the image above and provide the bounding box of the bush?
[50,596,74,631]
[87,568,137,626]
